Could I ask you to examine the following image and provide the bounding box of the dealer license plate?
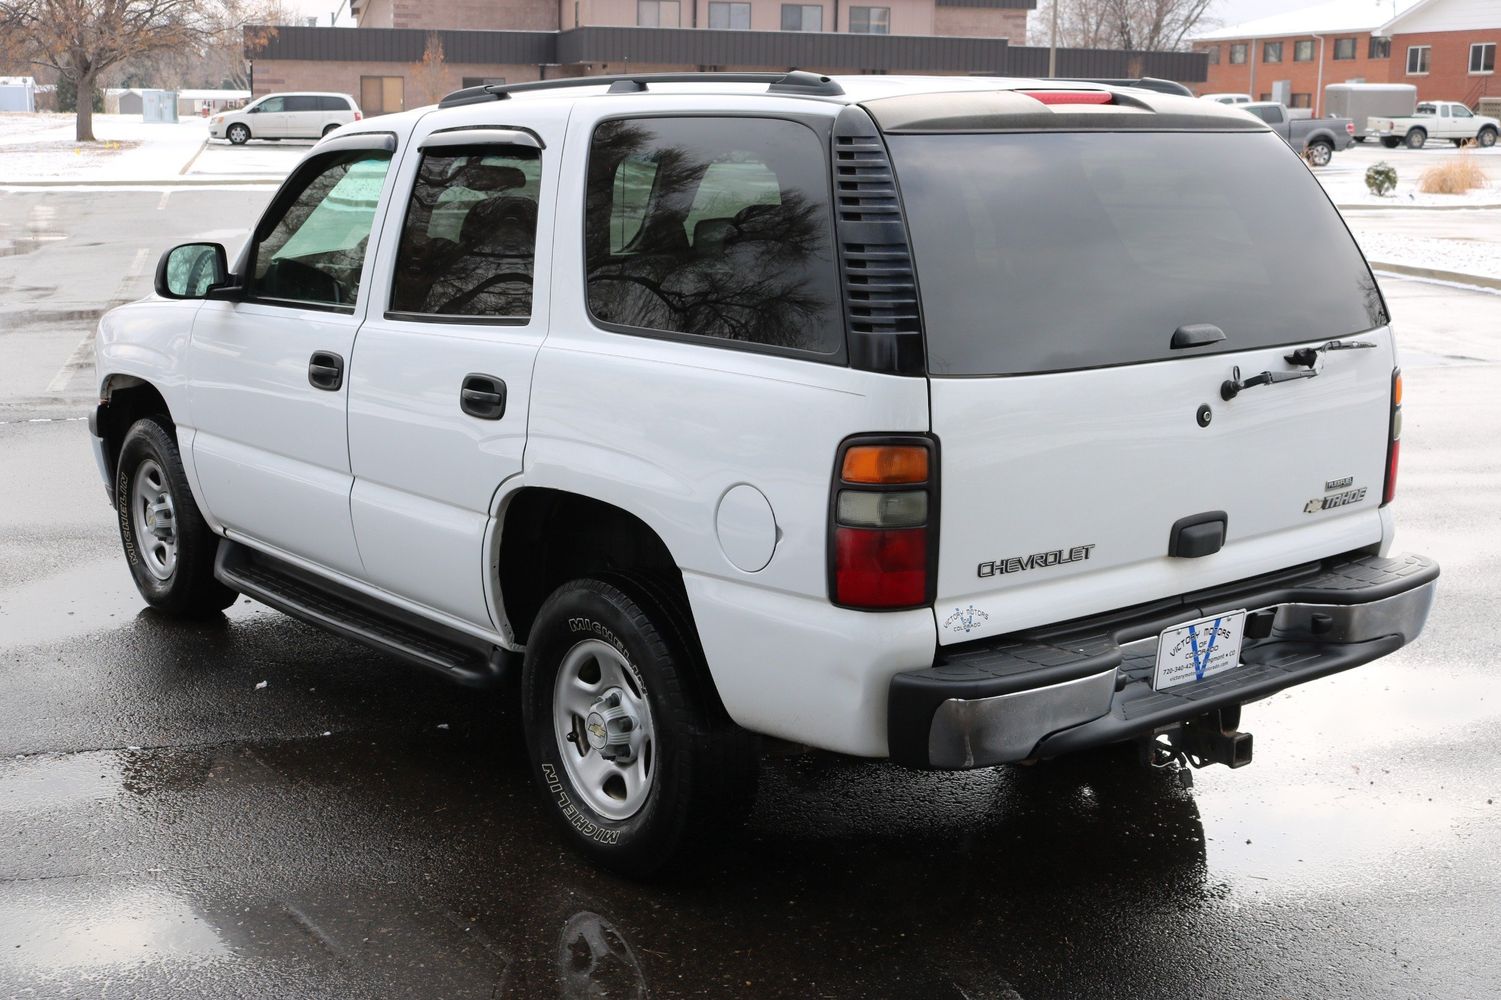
[1152,610,1248,691]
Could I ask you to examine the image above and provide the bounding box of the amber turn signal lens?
[841,445,929,485]
[1392,372,1403,407]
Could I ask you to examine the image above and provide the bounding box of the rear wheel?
[1381,137,1402,149]
[226,123,249,145]
[1479,127,1498,148]
[321,123,339,137]
[115,417,238,617]
[1405,128,1427,149]
[521,576,757,876]
[1305,140,1333,167]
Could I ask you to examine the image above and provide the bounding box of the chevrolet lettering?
[978,544,1097,578]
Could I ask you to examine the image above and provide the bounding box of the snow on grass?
[1315,142,1500,207]
[1351,230,1501,279]
[1,113,210,181]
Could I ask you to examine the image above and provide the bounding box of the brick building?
[1193,0,1501,115]
[247,0,1207,113]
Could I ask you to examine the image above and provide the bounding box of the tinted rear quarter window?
[284,95,317,113]
[888,130,1385,375]
[584,116,842,357]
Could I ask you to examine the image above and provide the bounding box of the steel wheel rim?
[1309,144,1331,166]
[131,459,178,581]
[553,638,655,822]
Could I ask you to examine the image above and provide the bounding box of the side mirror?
[155,243,228,300]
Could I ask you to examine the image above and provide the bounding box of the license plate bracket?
[1153,609,1247,691]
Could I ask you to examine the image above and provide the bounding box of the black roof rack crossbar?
[438,70,844,108]
[1053,77,1193,97]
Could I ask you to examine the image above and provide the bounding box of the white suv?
[93,72,1438,874]
[210,92,362,144]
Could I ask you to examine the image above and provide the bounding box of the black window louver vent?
[832,105,924,375]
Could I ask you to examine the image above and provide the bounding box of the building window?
[849,6,889,34]
[1258,92,1272,101]
[1290,93,1312,108]
[1229,43,1247,64]
[707,1,750,28]
[1333,37,1356,60]
[1406,45,1430,74]
[638,0,681,26]
[1470,42,1496,74]
[360,76,403,115]
[1202,45,1219,65]
[1294,40,1313,62]
[1263,41,1283,63]
[781,4,822,31]
[1369,37,1390,59]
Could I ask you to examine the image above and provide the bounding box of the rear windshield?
[888,131,1386,376]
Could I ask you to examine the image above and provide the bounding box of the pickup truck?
[1371,100,1500,148]
[1240,102,1355,166]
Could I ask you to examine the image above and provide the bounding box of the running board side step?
[214,540,513,687]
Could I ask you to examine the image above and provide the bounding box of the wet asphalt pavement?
[2,189,1500,999]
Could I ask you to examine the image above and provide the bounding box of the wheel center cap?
[584,688,638,762]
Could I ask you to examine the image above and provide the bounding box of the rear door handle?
[308,351,344,391]
[460,373,506,420]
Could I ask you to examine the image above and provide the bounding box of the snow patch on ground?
[1315,143,1500,207]
[1352,231,1501,278]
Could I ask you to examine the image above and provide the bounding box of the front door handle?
[308,351,344,391]
[460,373,506,420]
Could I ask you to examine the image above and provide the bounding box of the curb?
[1369,260,1501,290]
[0,177,282,188]
[1338,201,1501,211]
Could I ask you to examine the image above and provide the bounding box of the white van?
[210,93,362,144]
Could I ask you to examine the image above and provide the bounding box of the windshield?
[888,130,1386,376]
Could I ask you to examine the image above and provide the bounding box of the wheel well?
[497,489,688,646]
[97,377,171,499]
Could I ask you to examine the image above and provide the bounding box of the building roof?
[1193,0,1423,41]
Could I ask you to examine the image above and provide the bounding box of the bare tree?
[1035,0,1214,51]
[0,0,210,140]
[407,33,449,107]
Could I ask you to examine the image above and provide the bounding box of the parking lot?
[2,137,1500,997]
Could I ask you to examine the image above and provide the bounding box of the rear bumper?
[888,552,1438,769]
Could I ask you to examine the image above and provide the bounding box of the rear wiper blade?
[1284,338,1377,369]
[1220,364,1318,400]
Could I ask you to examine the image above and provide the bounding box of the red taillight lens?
[1019,90,1114,106]
[830,436,936,610]
[1347,122,1356,134]
[834,527,928,608]
[353,111,363,121]
[1383,369,1402,505]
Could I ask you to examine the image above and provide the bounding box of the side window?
[252,151,392,309]
[284,95,316,112]
[584,116,841,356]
[390,145,541,319]
[257,97,285,114]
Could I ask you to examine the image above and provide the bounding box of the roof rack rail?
[1053,77,1193,97]
[438,70,844,109]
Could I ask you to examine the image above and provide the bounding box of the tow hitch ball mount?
[1140,707,1253,788]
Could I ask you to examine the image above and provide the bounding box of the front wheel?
[226,123,250,145]
[1306,140,1333,167]
[1479,127,1498,149]
[1405,128,1427,149]
[521,576,757,877]
[115,417,238,617]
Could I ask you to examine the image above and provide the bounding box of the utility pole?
[1048,0,1060,78]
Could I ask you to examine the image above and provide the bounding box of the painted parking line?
[45,247,151,395]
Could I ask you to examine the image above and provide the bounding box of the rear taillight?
[1019,90,1114,106]
[1347,121,1356,135]
[1383,369,1402,505]
[353,111,363,121]
[830,437,937,610]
